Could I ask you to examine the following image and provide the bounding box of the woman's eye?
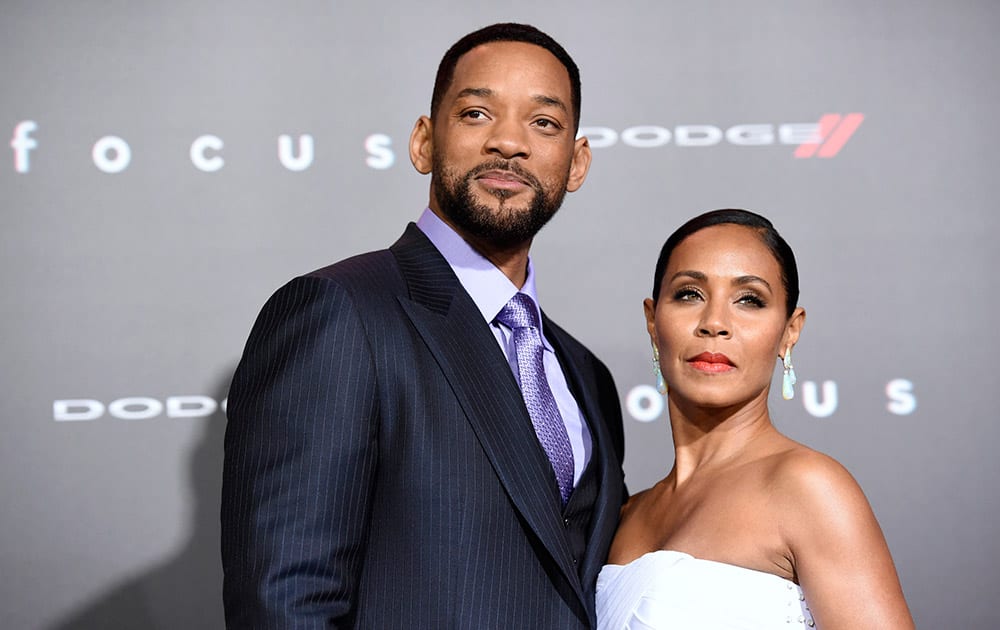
[736,293,766,308]
[672,288,702,301]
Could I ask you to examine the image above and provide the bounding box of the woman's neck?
[666,392,777,486]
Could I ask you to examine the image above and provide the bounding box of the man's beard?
[431,157,569,249]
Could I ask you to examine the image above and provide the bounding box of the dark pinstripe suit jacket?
[222,223,626,629]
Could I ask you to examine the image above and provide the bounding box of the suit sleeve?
[221,276,378,629]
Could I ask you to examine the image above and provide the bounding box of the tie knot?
[496,293,540,330]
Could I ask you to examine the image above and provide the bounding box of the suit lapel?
[543,314,625,589]
[390,224,586,605]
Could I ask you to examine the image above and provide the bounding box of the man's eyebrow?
[453,88,568,115]
[455,87,493,99]
[532,94,568,113]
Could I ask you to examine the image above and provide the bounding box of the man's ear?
[409,116,433,174]
[566,135,592,192]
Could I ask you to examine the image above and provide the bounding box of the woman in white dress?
[597,210,914,629]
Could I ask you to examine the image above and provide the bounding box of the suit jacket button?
[563,518,570,527]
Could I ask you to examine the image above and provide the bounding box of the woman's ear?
[780,306,806,357]
[643,298,658,348]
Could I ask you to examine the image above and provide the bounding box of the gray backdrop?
[3,1,997,628]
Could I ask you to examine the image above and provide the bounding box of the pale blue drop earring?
[652,346,668,395]
[781,347,797,400]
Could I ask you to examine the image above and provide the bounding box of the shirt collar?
[415,208,549,346]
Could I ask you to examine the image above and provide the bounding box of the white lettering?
[108,397,163,420]
[626,385,665,423]
[886,379,917,415]
[802,380,838,418]
[190,134,224,172]
[10,120,38,173]
[726,124,774,146]
[53,399,105,421]
[674,125,722,147]
[621,126,671,148]
[579,126,618,149]
[166,395,218,418]
[54,395,228,422]
[92,136,132,173]
[364,133,394,169]
[779,123,821,145]
[278,134,314,171]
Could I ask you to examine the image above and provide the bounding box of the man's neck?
[461,235,532,288]
[429,208,532,288]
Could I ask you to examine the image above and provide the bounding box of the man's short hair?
[430,23,582,133]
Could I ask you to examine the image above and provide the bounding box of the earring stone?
[782,347,797,400]
[652,347,667,395]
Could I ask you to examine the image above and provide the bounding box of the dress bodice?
[596,550,815,629]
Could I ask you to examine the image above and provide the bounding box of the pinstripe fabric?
[222,224,625,629]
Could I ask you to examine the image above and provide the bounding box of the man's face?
[411,41,591,249]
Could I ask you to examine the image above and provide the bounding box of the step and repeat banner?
[3,2,997,628]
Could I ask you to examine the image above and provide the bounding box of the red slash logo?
[794,113,864,158]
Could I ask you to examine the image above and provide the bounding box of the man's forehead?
[458,41,562,73]
[447,41,571,95]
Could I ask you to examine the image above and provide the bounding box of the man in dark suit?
[221,23,625,629]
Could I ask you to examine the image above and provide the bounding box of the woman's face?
[644,223,805,409]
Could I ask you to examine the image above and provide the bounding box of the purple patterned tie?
[496,293,575,504]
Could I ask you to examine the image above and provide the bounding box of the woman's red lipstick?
[688,352,735,373]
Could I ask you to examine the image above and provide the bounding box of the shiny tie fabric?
[496,292,575,504]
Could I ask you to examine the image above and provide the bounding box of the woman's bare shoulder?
[763,443,915,627]
[763,439,882,549]
[764,437,860,496]
[619,478,663,516]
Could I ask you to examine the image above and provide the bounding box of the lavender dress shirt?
[416,208,593,484]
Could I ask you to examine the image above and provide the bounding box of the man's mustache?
[468,160,541,188]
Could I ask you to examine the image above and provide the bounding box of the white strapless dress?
[596,550,815,629]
